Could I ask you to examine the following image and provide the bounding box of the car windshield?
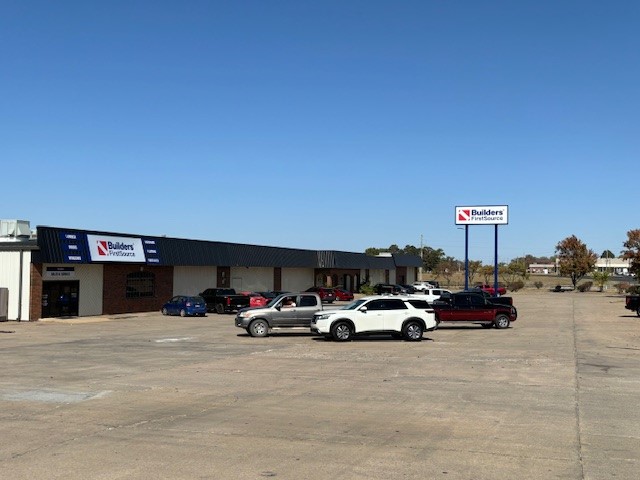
[339,299,367,310]
[266,294,288,308]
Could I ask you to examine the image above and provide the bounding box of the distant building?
[529,257,632,275]
[528,263,557,274]
[594,257,631,274]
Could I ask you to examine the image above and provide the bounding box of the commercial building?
[0,221,422,321]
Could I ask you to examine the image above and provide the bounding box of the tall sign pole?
[494,224,499,295]
[455,205,509,293]
[464,225,469,290]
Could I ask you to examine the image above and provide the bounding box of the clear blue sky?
[2,1,638,263]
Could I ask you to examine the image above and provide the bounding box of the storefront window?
[126,271,155,298]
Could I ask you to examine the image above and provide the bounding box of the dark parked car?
[161,296,207,317]
[625,294,640,316]
[334,288,354,301]
[373,283,402,295]
[399,284,416,294]
[305,287,336,303]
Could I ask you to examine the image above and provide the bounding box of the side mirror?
[359,306,368,313]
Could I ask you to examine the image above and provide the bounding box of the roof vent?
[0,220,32,240]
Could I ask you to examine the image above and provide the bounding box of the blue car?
[161,295,207,317]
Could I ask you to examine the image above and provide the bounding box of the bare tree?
[479,265,494,284]
[468,260,482,285]
[436,258,457,287]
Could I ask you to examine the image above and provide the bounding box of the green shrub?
[509,280,525,292]
[534,281,543,289]
[577,281,593,292]
[359,283,375,295]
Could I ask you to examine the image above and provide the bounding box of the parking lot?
[1,292,639,480]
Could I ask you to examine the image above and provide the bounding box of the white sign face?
[87,234,146,262]
[455,205,509,225]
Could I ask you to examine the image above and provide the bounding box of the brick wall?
[102,265,173,315]
[29,263,43,321]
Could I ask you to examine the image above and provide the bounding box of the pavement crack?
[572,298,586,480]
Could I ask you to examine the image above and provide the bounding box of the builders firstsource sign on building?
[455,205,509,225]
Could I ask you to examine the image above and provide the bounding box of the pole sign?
[455,205,509,225]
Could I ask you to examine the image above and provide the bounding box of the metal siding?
[230,267,273,292]
[392,253,423,268]
[0,252,20,320]
[173,266,217,296]
[281,268,315,292]
[35,226,422,270]
[369,256,396,270]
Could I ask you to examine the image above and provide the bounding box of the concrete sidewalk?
[0,292,638,479]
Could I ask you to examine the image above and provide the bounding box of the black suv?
[373,283,402,295]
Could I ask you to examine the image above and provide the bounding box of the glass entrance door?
[42,281,80,318]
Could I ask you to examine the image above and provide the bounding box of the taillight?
[227,297,231,306]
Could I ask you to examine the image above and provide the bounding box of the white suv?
[310,295,437,341]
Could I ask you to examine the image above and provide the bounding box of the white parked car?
[310,295,437,341]
[411,281,435,291]
[420,288,452,304]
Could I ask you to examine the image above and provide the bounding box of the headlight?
[238,311,252,318]
[315,314,330,320]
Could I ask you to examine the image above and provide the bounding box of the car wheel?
[331,321,353,342]
[402,320,423,341]
[494,314,510,329]
[636,306,640,317]
[161,307,168,316]
[180,309,187,317]
[248,319,269,337]
[215,304,225,314]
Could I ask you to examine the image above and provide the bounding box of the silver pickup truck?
[235,292,323,337]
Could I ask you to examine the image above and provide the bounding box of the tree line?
[366,229,640,289]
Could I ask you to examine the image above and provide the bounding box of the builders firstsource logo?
[455,205,509,225]
[87,235,146,262]
[96,240,136,257]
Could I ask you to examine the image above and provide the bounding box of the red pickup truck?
[432,292,518,329]
[475,284,507,296]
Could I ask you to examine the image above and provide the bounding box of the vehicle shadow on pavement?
[311,336,436,343]
[236,332,316,338]
[435,325,509,330]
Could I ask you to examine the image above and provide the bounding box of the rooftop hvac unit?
[0,220,32,238]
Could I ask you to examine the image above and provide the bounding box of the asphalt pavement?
[0,291,638,479]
